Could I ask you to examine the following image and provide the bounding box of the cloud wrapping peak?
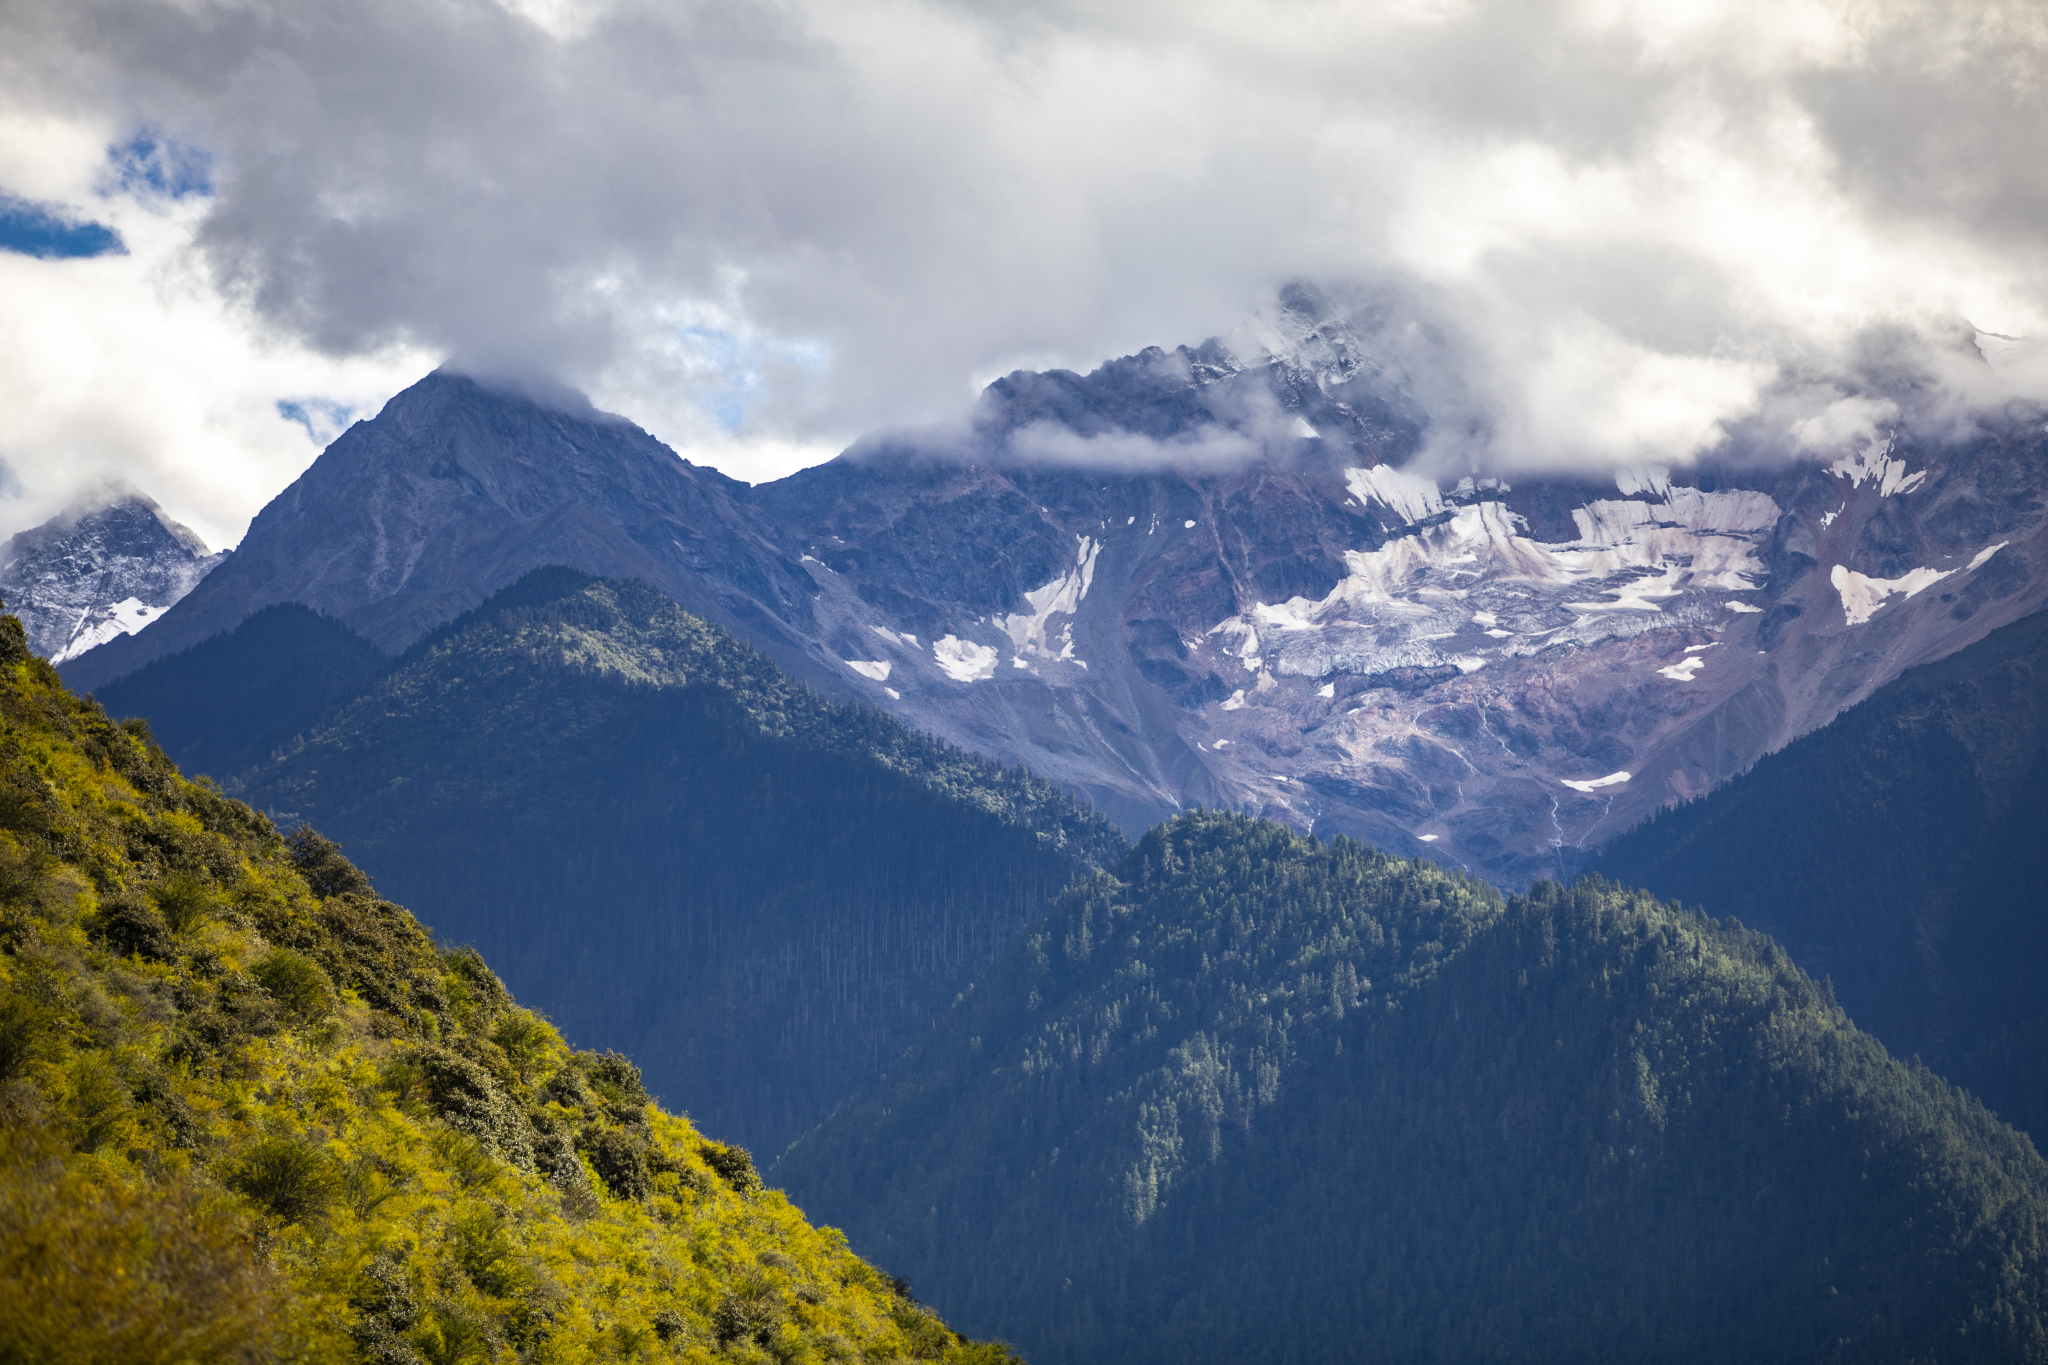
[0,0,2045,525]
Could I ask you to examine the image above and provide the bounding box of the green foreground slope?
[778,811,2048,1365]
[1594,604,2048,1139]
[112,569,1124,1154]
[0,607,1016,1365]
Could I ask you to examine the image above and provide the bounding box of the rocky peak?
[0,489,225,663]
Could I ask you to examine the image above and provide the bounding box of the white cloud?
[0,0,2044,537]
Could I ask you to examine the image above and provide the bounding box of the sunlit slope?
[113,567,1125,1154]
[777,812,2048,1365]
[0,606,1018,1365]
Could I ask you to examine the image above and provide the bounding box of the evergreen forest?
[1596,603,2048,1139]
[99,569,1124,1153]
[777,811,2048,1364]
[0,602,1018,1363]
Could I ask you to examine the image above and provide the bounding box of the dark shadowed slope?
[95,603,386,780]
[0,603,1018,1364]
[1595,604,2048,1139]
[216,569,1125,1154]
[778,812,2048,1365]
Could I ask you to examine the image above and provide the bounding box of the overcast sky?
[1,0,2044,548]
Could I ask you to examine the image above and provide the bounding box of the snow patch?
[51,597,157,663]
[1292,416,1319,439]
[1316,682,1335,699]
[1419,834,1440,843]
[1561,771,1631,793]
[1830,563,1953,626]
[1830,441,1927,497]
[1658,656,1705,681]
[844,660,892,682]
[1345,464,1445,524]
[1219,689,1248,711]
[931,635,999,682]
[1968,541,2010,571]
[1725,601,1762,613]
[999,535,1099,664]
[1614,466,1671,497]
[1184,519,1197,529]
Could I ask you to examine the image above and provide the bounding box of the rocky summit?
[65,290,2048,883]
[0,489,224,664]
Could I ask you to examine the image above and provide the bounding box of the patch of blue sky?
[0,194,124,259]
[277,399,359,446]
[680,324,828,433]
[106,133,213,200]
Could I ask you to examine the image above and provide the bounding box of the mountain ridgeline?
[1595,602,2048,1140]
[102,568,1126,1154]
[776,811,2048,1365]
[0,606,1017,1364]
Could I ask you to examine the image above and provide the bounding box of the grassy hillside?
[158,569,1124,1154]
[777,811,2048,1365]
[0,604,1019,1364]
[1595,604,2048,1139]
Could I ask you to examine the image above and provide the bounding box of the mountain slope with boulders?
[1595,602,2048,1140]
[0,600,1018,1365]
[60,287,2048,881]
[776,811,2048,1365]
[114,567,1125,1155]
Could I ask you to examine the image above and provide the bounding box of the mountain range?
[9,283,2048,1363]
[99,568,1124,1155]
[775,811,2048,1364]
[57,287,2048,884]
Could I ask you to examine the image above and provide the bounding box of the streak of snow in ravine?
[931,635,999,682]
[844,660,891,682]
[999,535,1100,664]
[1561,771,1631,793]
[1829,441,1927,497]
[1969,542,2010,571]
[1419,834,1440,842]
[51,597,157,664]
[1830,563,1953,626]
[1657,656,1705,682]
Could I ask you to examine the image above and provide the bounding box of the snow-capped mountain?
[0,490,226,663]
[62,290,2048,883]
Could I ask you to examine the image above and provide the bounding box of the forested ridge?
[1596,602,2048,1139]
[0,602,1018,1363]
[118,568,1124,1153]
[778,811,2048,1365]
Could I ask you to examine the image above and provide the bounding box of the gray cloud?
[1,0,2046,509]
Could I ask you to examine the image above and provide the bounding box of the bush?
[700,1140,760,1194]
[584,1128,650,1201]
[448,1205,531,1297]
[227,1137,339,1224]
[154,874,217,935]
[489,1011,553,1079]
[250,948,335,1027]
[94,892,174,961]
[66,1054,132,1153]
[710,1269,783,1347]
[586,1051,648,1108]
[0,991,54,1086]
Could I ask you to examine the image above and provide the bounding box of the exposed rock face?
[62,368,822,688]
[0,490,225,663]
[63,296,2048,883]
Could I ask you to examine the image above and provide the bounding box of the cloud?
[0,0,2044,531]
